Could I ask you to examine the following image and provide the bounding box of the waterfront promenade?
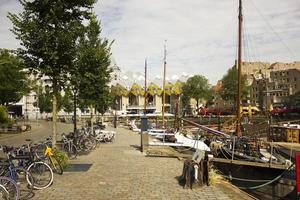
[28,125,253,200]
[0,122,254,200]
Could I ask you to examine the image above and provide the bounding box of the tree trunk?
[90,106,94,134]
[52,80,58,147]
[52,93,57,147]
[73,92,77,133]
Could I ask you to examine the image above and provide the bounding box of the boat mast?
[236,0,243,138]
[144,58,147,115]
[162,40,167,128]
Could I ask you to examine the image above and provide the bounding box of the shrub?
[0,105,9,124]
[53,148,69,169]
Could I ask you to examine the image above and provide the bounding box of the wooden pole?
[162,40,167,128]
[236,0,243,138]
[174,100,179,129]
[144,59,147,115]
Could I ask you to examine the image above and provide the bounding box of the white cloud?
[171,75,179,80]
[1,0,300,85]
[95,0,300,84]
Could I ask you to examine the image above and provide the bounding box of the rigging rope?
[248,0,296,60]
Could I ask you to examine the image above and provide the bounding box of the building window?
[295,78,297,82]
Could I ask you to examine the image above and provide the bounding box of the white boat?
[129,120,141,132]
[147,129,175,140]
[174,133,210,151]
[148,131,210,151]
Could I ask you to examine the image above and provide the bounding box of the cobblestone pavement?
[0,121,73,146]
[32,127,253,200]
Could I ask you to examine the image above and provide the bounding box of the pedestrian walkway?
[33,127,253,200]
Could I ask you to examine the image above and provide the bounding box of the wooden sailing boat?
[211,1,297,198]
[235,0,243,138]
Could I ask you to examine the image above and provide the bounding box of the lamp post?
[140,59,148,152]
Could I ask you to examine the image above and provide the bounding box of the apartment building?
[250,68,300,107]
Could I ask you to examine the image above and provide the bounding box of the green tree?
[287,91,300,108]
[182,75,211,109]
[36,86,52,114]
[76,15,112,126]
[62,85,73,113]
[0,105,10,124]
[35,85,64,114]
[9,0,95,145]
[220,66,248,107]
[0,49,28,105]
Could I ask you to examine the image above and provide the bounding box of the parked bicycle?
[33,138,63,175]
[4,142,54,190]
[0,176,20,200]
[0,147,34,200]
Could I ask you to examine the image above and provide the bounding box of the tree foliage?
[8,0,95,91]
[220,66,248,106]
[76,15,112,114]
[35,86,67,114]
[0,105,10,124]
[8,0,96,143]
[62,85,73,113]
[36,86,52,114]
[287,91,300,108]
[0,49,28,105]
[182,75,211,107]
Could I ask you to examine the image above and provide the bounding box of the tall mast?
[162,40,167,128]
[236,0,243,137]
[144,58,147,115]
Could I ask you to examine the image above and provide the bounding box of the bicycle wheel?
[0,184,9,200]
[63,144,77,160]
[67,144,77,160]
[83,139,94,151]
[33,144,47,160]
[0,176,20,200]
[26,162,53,190]
[49,156,63,175]
[13,168,34,200]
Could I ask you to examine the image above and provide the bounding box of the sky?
[1,0,300,85]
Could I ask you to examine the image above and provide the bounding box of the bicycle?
[0,176,20,200]
[35,138,63,175]
[61,134,78,159]
[0,146,34,200]
[11,142,54,190]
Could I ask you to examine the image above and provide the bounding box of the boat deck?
[211,157,290,170]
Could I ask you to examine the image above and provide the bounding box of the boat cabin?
[269,124,300,143]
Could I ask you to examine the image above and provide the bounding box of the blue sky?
[1,0,300,84]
